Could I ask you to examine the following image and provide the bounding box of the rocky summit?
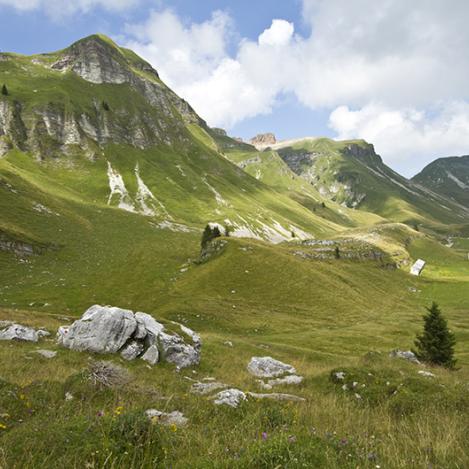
[0,31,468,469]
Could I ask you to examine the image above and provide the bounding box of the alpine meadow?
[0,12,469,469]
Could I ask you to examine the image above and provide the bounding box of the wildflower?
[170,423,177,433]
[19,394,26,400]
[114,406,124,416]
[0,423,6,430]
[288,435,297,444]
[97,410,104,417]
[261,432,268,440]
[339,438,348,446]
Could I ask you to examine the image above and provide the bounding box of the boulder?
[247,356,296,378]
[120,340,144,360]
[59,305,137,353]
[141,345,159,365]
[212,388,246,408]
[57,305,201,369]
[135,312,164,344]
[0,323,40,342]
[145,409,188,427]
[158,331,200,368]
[389,350,420,364]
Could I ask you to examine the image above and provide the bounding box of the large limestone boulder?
[247,356,296,378]
[212,388,246,408]
[57,305,201,368]
[58,305,137,353]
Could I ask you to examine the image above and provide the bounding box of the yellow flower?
[114,406,124,416]
[170,423,177,433]
[19,394,26,400]
[0,423,7,430]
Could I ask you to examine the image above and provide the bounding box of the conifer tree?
[1,84,8,96]
[413,302,456,368]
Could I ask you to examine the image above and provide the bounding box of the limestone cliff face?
[0,35,206,159]
[250,133,276,150]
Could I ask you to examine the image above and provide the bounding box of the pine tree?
[1,84,8,96]
[334,246,340,259]
[201,224,221,250]
[413,302,456,369]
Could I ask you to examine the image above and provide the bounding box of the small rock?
[247,356,296,378]
[158,332,200,368]
[224,341,233,347]
[355,393,362,399]
[259,375,304,389]
[0,323,40,342]
[145,409,188,427]
[248,392,305,402]
[213,388,246,408]
[389,350,420,364]
[190,381,227,395]
[65,392,74,401]
[418,370,435,378]
[35,349,57,358]
[333,371,346,381]
[141,345,159,365]
[120,341,144,361]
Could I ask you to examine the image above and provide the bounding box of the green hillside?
[273,138,469,232]
[412,155,469,208]
[0,34,469,469]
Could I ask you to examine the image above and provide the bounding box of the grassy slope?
[0,37,468,468]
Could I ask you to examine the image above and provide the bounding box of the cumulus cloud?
[0,0,138,17]
[329,103,469,176]
[258,19,294,46]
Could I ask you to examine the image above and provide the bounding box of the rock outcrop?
[57,305,201,368]
[250,133,276,150]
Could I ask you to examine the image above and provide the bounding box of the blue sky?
[2,0,469,176]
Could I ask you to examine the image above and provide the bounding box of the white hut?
[410,259,426,276]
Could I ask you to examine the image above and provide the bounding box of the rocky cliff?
[0,35,206,160]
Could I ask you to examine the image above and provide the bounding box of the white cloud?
[258,19,294,46]
[329,103,469,176]
[0,0,138,17]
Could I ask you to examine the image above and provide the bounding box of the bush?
[1,84,8,96]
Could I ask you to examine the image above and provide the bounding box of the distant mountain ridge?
[412,155,469,208]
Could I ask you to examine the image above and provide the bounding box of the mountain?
[267,137,469,231]
[0,34,357,252]
[412,155,469,208]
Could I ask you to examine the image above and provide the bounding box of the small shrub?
[102,100,110,111]
[88,360,131,388]
[1,84,8,96]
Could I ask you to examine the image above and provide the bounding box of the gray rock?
[190,381,227,395]
[35,349,57,358]
[135,312,164,344]
[333,371,346,381]
[141,345,159,365]
[389,350,420,364]
[248,392,305,402]
[120,340,144,360]
[58,305,137,353]
[0,323,40,342]
[158,331,200,368]
[212,388,246,408]
[418,370,436,378]
[258,374,304,389]
[145,409,188,427]
[247,356,296,378]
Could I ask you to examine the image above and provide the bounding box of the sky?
[1,0,469,177]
